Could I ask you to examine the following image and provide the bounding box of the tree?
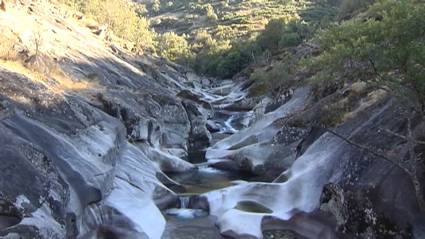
[279,20,314,48]
[155,32,192,62]
[205,4,218,22]
[67,0,154,48]
[257,18,287,52]
[304,0,425,215]
[307,0,425,113]
[337,0,376,20]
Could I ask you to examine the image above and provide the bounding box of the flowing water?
[161,110,339,239]
[161,155,274,238]
[161,112,260,239]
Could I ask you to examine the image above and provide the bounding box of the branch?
[324,127,412,175]
[369,59,381,80]
[379,127,425,145]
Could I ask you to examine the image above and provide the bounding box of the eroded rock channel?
[0,2,424,239]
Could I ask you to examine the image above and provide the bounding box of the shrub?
[60,0,154,49]
[155,32,193,63]
[305,0,425,112]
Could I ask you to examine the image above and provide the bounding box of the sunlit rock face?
[0,54,199,237]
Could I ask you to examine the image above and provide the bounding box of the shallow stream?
[160,112,309,239]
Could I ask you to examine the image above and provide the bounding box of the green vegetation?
[306,0,425,113]
[57,0,338,79]
[337,0,376,20]
[141,0,338,78]
[59,0,154,49]
[57,0,424,110]
[155,32,193,62]
[54,0,425,218]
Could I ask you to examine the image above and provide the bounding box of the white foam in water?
[223,115,238,133]
[201,132,350,238]
[163,208,207,219]
[198,166,228,174]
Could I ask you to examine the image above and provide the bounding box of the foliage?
[249,54,296,96]
[305,0,425,112]
[214,40,263,78]
[337,0,376,20]
[279,19,315,48]
[257,18,315,52]
[60,0,154,48]
[155,32,193,62]
[257,18,288,52]
[138,0,338,78]
[205,4,218,22]
[62,0,338,79]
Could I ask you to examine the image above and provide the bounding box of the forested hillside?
[59,0,341,77]
[57,0,424,103]
[145,0,341,78]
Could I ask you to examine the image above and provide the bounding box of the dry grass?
[1,58,99,95]
[0,27,21,61]
[319,82,387,125]
[0,1,107,95]
[341,89,387,121]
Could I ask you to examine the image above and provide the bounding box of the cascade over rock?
[206,86,311,175]
[192,95,425,238]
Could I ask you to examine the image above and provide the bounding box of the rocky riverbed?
[1,1,425,239]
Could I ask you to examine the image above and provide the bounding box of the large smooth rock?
[0,124,68,239]
[194,98,425,238]
[0,63,195,239]
[206,87,311,174]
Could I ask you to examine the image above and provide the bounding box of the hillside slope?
[0,1,218,238]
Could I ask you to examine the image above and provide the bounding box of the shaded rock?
[206,120,221,133]
[95,87,191,151]
[183,100,211,150]
[206,87,311,174]
[201,77,211,86]
[0,64,195,239]
[223,97,259,111]
[319,183,412,239]
[0,125,68,239]
[24,54,55,75]
[196,97,425,238]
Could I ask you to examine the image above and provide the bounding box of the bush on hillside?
[337,0,376,20]
[155,32,193,63]
[60,0,154,48]
[305,0,425,112]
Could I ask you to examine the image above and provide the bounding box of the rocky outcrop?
[206,86,311,175]
[0,2,212,237]
[194,89,425,238]
[2,1,425,239]
[0,63,196,238]
[319,183,412,239]
[183,100,211,150]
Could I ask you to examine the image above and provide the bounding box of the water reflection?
[166,165,272,194]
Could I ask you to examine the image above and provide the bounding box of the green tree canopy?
[257,18,287,52]
[156,32,193,62]
[306,0,425,112]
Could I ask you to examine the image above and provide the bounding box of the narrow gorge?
[0,1,424,239]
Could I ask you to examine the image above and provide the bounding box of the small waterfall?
[179,196,189,208]
[223,114,238,133]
